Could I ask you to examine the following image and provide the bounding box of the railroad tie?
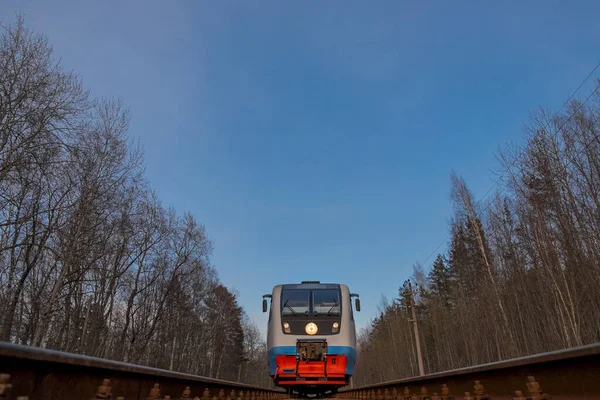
[219,389,225,399]
[403,387,411,400]
[203,388,211,400]
[463,393,473,400]
[420,386,430,400]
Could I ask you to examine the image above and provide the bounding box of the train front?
[263,282,360,396]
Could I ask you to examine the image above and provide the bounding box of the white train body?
[262,282,360,395]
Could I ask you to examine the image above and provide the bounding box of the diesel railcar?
[262,281,360,396]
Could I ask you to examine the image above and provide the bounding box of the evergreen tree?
[427,254,453,308]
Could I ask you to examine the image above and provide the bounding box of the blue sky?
[3,0,599,337]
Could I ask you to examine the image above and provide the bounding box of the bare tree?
[0,16,264,385]
[355,81,600,385]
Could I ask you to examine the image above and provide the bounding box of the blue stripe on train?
[267,346,356,376]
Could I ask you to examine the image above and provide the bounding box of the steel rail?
[0,341,283,399]
[338,342,600,399]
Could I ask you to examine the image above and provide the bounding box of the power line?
[419,61,600,268]
[475,60,600,209]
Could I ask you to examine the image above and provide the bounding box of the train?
[262,281,360,397]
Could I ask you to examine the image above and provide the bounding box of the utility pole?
[407,280,424,376]
[238,357,249,382]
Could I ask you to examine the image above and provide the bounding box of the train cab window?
[281,289,310,315]
[313,289,341,315]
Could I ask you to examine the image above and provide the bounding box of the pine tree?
[427,254,453,308]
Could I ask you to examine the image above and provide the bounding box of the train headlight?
[305,322,318,335]
[283,322,291,333]
[332,322,339,333]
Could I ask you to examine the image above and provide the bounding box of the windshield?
[281,289,310,316]
[281,288,341,316]
[313,289,340,315]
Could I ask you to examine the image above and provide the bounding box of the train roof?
[274,282,346,290]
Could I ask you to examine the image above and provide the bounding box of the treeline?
[354,80,600,385]
[0,17,270,385]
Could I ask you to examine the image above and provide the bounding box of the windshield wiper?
[326,299,340,316]
[282,299,297,315]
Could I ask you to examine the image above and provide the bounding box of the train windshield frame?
[280,287,341,317]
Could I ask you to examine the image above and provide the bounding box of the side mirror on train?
[262,294,272,313]
[350,293,360,312]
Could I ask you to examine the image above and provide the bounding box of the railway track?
[0,342,284,399]
[1,342,599,399]
[339,343,600,400]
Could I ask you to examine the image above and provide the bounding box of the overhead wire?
[418,60,600,268]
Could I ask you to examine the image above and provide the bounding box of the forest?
[4,14,600,390]
[0,17,271,386]
[353,77,600,383]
